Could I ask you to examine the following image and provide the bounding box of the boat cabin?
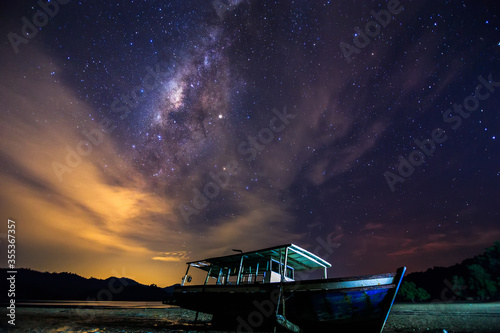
[181,243,332,286]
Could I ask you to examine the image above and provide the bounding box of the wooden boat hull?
[164,266,406,332]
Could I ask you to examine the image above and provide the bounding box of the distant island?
[2,241,498,303]
[0,269,171,302]
[397,241,500,302]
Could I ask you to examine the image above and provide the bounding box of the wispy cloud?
[153,251,190,262]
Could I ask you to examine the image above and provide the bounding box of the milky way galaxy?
[0,0,499,286]
[127,24,236,189]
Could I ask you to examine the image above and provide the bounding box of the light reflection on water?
[16,304,214,332]
[18,300,174,308]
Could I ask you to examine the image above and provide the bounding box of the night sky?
[0,0,499,286]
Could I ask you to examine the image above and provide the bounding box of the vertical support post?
[181,264,191,286]
[237,255,244,285]
[256,262,260,282]
[204,266,213,285]
[279,249,283,282]
[217,268,222,285]
[324,267,328,279]
[283,247,289,281]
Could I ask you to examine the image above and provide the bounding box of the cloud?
[152,251,190,262]
[1,1,497,287]
[362,223,384,231]
[386,230,500,258]
[0,48,304,285]
[0,50,185,282]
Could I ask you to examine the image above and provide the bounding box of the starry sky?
[0,0,499,286]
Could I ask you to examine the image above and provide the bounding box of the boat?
[163,243,406,332]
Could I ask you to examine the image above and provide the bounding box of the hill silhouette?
[398,241,500,302]
[2,242,498,303]
[1,268,168,302]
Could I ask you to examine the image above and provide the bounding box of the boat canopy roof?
[187,243,331,272]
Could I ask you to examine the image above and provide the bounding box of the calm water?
[17,300,174,309]
[12,303,213,332]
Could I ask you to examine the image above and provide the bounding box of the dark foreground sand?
[2,302,499,332]
[385,302,500,333]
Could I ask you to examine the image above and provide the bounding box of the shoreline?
[12,300,174,310]
[2,302,499,332]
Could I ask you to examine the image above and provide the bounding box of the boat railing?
[181,244,331,286]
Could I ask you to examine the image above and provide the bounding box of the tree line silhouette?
[398,241,500,302]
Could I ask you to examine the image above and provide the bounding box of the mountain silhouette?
[1,268,168,302]
[398,241,500,302]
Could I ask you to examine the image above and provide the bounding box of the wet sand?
[3,302,500,332]
[384,302,500,333]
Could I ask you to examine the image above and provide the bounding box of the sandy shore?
[3,306,212,332]
[2,302,499,332]
[384,302,500,333]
